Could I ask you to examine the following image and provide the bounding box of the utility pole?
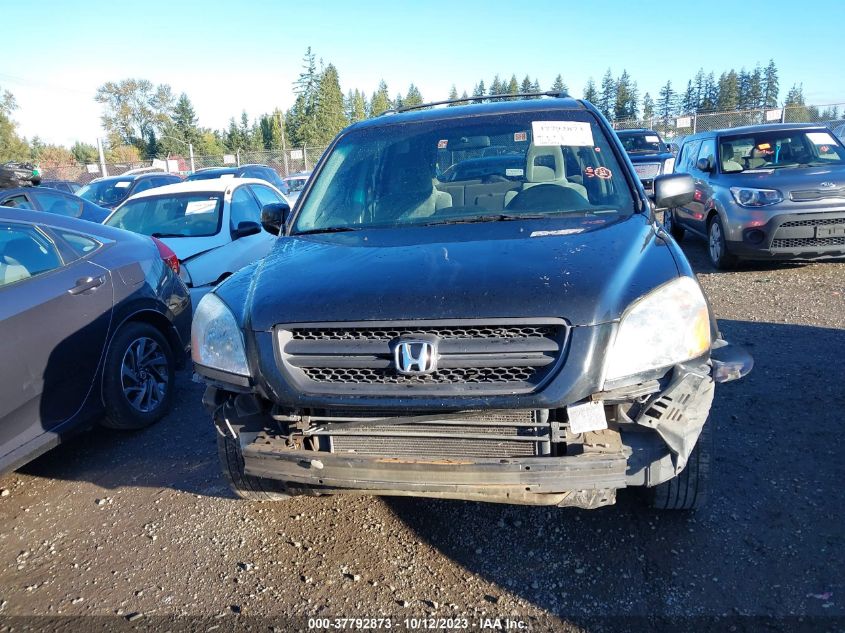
[96,138,108,177]
[188,143,195,174]
[278,110,289,176]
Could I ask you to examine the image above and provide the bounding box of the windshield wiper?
[295,226,361,235]
[150,232,186,238]
[422,213,548,226]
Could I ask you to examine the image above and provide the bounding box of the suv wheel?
[707,215,738,270]
[663,208,685,241]
[101,322,175,430]
[648,419,712,511]
[217,433,290,501]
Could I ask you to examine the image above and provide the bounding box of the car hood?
[157,233,228,261]
[721,163,845,191]
[240,214,680,330]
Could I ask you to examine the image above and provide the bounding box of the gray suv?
[665,123,845,268]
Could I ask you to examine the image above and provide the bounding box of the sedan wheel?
[707,216,738,270]
[101,322,175,430]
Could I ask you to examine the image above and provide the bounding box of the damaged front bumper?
[206,343,752,509]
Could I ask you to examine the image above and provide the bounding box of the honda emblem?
[394,340,437,375]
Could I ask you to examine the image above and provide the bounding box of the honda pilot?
[192,94,750,511]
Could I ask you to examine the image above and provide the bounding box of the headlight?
[730,187,782,207]
[604,277,711,383]
[663,157,675,174]
[191,293,250,377]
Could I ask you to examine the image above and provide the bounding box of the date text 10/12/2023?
[307,617,529,630]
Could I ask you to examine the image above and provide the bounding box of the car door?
[673,140,700,229]
[220,184,275,274]
[0,221,114,458]
[0,192,37,210]
[689,138,717,235]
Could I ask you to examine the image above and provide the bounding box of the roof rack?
[383,91,572,115]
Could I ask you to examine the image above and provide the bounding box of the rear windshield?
[617,132,666,154]
[77,179,134,206]
[720,129,845,173]
[186,170,236,181]
[105,193,223,238]
[294,109,636,233]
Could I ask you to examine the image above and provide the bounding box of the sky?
[2,0,844,147]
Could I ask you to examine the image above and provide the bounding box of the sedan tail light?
[151,237,180,275]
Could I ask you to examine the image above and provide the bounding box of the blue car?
[0,186,110,223]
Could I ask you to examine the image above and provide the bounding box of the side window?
[229,186,261,228]
[155,176,179,187]
[132,179,155,194]
[56,231,101,258]
[696,139,716,172]
[250,184,284,207]
[30,190,83,218]
[0,223,63,288]
[678,140,701,173]
[1,194,35,210]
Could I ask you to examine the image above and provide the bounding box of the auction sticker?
[437,139,448,149]
[514,131,528,142]
[185,200,217,215]
[567,400,608,434]
[531,120,594,147]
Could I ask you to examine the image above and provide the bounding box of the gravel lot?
[0,234,843,631]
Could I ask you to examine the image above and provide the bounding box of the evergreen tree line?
[0,51,838,166]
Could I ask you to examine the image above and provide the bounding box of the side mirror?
[232,220,261,239]
[696,157,712,172]
[653,173,695,209]
[260,202,290,234]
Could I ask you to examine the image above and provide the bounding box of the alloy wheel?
[120,337,169,413]
[709,221,723,264]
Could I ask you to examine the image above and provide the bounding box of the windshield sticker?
[185,200,217,215]
[530,228,585,238]
[115,181,131,188]
[531,120,594,147]
[584,166,612,179]
[645,135,660,143]
[437,139,448,149]
[807,132,836,145]
[505,168,524,177]
[514,131,527,142]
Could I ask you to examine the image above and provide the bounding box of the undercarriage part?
[634,365,715,477]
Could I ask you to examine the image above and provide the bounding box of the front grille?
[772,236,845,248]
[277,319,567,395]
[633,162,662,179]
[319,409,550,458]
[789,188,845,202]
[779,217,845,228]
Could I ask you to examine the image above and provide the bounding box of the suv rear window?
[294,110,635,233]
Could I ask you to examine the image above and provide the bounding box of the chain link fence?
[613,103,845,140]
[37,102,845,184]
[39,146,328,186]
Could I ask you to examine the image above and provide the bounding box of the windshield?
[618,132,666,154]
[77,179,134,206]
[284,176,308,193]
[720,129,845,173]
[293,109,636,233]
[105,193,223,238]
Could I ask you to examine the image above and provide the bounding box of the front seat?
[504,144,588,206]
[720,143,742,172]
[378,149,452,221]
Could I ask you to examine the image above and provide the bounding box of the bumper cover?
[728,210,845,259]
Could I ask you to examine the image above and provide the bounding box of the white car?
[104,178,288,305]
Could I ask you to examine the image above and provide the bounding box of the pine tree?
[716,70,739,111]
[520,75,533,95]
[693,69,707,111]
[681,80,696,114]
[313,64,348,145]
[472,81,486,104]
[404,84,424,108]
[762,59,779,108]
[506,75,519,98]
[447,85,459,102]
[642,92,655,121]
[551,74,568,95]
[489,75,502,96]
[348,90,367,123]
[737,69,751,110]
[702,72,718,112]
[784,83,810,122]
[370,80,391,116]
[614,70,636,120]
[748,65,763,110]
[598,69,616,119]
[530,79,541,94]
[657,81,676,121]
[583,78,598,103]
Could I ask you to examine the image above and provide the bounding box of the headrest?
[525,145,565,183]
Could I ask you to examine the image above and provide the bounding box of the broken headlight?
[604,276,711,383]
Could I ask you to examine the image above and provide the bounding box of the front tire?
[707,215,738,270]
[217,433,290,501]
[648,419,712,511]
[101,322,175,430]
[663,208,685,241]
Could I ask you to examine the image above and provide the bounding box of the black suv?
[192,95,751,511]
[616,129,676,195]
[77,172,181,210]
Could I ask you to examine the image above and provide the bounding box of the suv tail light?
[151,236,180,275]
